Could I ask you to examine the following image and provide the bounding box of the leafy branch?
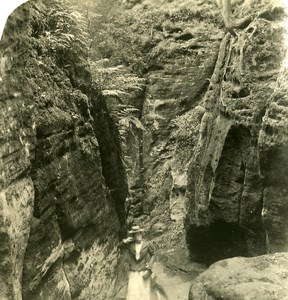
[29,1,90,66]
[90,59,145,99]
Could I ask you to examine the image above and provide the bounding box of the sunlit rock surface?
[189,252,288,300]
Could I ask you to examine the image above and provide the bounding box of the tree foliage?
[90,59,145,99]
[26,0,147,149]
[29,0,90,68]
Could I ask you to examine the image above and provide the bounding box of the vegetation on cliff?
[1,0,288,299]
[1,0,129,299]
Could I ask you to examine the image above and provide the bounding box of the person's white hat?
[128,225,144,234]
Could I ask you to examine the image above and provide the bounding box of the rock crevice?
[0,2,127,299]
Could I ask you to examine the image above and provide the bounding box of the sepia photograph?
[0,0,288,299]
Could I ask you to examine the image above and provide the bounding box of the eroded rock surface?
[0,2,127,299]
[115,4,224,256]
[185,3,288,263]
[189,252,288,300]
[1,0,288,299]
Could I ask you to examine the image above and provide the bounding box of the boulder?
[189,252,288,300]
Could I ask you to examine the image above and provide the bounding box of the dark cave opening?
[186,219,248,265]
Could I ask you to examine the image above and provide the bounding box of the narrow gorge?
[0,0,288,299]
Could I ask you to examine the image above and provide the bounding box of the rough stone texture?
[0,2,127,299]
[90,94,129,226]
[185,2,288,263]
[259,65,288,253]
[119,12,223,262]
[0,5,35,299]
[98,2,224,260]
[93,1,222,290]
[142,19,222,200]
[2,0,286,298]
[189,252,288,300]
[137,18,222,228]
[109,0,286,272]
[93,0,288,277]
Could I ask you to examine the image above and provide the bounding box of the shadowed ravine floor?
[151,262,205,300]
[147,246,208,300]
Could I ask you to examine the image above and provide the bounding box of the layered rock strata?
[0,2,127,299]
[185,4,288,263]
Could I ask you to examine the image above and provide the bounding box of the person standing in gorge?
[118,225,155,300]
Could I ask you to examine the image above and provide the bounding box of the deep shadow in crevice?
[186,219,248,265]
[175,32,194,41]
[231,87,250,98]
[89,89,128,226]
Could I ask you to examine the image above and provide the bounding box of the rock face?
[189,252,288,300]
[185,3,288,263]
[141,20,222,221]
[2,0,286,298]
[117,4,224,246]
[112,1,288,268]
[0,2,127,299]
[0,5,36,299]
[90,2,225,260]
[93,0,288,271]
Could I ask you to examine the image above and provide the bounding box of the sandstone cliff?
[1,0,288,299]
[94,0,225,254]
[95,0,288,265]
[0,1,127,299]
[185,2,288,263]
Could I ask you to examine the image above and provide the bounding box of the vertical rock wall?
[117,10,224,253]
[90,94,128,226]
[86,0,288,268]
[137,17,222,226]
[98,1,226,255]
[259,56,288,253]
[185,3,288,263]
[0,1,127,299]
[0,4,35,299]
